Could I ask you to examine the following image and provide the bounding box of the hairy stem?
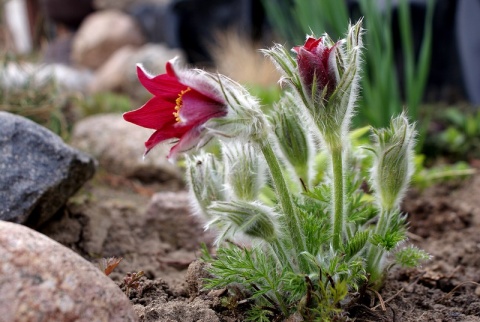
[331,147,344,250]
[271,238,294,272]
[260,140,308,272]
[366,208,390,285]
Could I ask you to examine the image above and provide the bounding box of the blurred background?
[1,0,479,165]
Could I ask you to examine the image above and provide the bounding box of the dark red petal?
[179,89,227,126]
[144,124,192,155]
[167,126,204,159]
[165,61,176,77]
[137,65,186,97]
[123,96,177,130]
[304,37,322,51]
[297,48,319,87]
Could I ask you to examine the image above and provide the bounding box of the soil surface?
[38,166,480,321]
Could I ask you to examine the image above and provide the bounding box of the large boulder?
[71,10,145,69]
[0,112,96,226]
[70,113,183,183]
[0,221,137,322]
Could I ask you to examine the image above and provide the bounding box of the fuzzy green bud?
[223,142,265,201]
[272,94,314,187]
[186,152,226,220]
[370,113,416,211]
[209,200,279,242]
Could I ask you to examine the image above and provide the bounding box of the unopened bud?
[369,113,416,211]
[272,94,314,187]
[265,20,363,151]
[209,200,279,242]
[186,152,226,220]
[223,142,266,201]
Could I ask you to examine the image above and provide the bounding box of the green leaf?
[344,230,370,261]
[395,246,431,267]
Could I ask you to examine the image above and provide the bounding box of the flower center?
[173,87,191,123]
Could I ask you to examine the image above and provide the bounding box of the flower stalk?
[259,139,309,272]
[331,147,344,250]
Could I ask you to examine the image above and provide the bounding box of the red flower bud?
[293,37,338,100]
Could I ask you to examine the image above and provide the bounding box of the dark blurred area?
[128,0,267,65]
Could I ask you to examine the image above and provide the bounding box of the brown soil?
[38,167,480,321]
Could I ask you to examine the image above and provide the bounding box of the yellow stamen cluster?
[173,87,191,122]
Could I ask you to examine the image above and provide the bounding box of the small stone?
[0,221,137,321]
[0,112,96,226]
[475,285,480,296]
[88,45,137,93]
[70,113,183,183]
[71,10,145,69]
[88,43,184,97]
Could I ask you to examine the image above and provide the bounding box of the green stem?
[271,238,294,272]
[366,208,389,285]
[260,140,308,272]
[331,147,344,250]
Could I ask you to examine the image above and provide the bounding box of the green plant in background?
[74,92,132,117]
[0,59,71,138]
[0,49,133,138]
[412,155,475,190]
[429,108,480,161]
[261,0,435,136]
[124,21,429,320]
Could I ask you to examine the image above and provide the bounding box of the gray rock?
[0,112,96,226]
[0,221,137,322]
[71,10,146,70]
[70,113,183,183]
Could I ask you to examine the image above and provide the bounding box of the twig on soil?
[370,289,386,311]
[439,281,480,302]
[406,231,423,242]
[371,271,425,311]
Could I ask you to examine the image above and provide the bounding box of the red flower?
[123,61,228,159]
[293,37,338,99]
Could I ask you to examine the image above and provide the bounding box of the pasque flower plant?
[124,20,429,321]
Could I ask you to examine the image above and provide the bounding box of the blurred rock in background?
[71,10,145,70]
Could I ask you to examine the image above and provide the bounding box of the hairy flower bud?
[293,36,338,101]
[208,200,279,242]
[272,94,315,187]
[369,113,416,210]
[265,20,363,151]
[223,142,266,201]
[186,152,226,220]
